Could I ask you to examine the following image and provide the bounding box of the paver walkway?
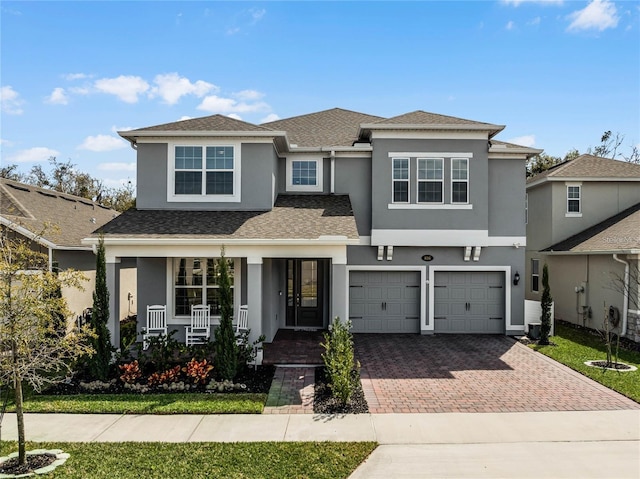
[263,366,315,414]
[355,334,640,414]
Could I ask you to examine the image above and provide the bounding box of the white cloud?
[102,178,136,189]
[567,0,619,32]
[98,162,136,172]
[149,73,217,105]
[0,138,14,147]
[177,116,193,121]
[528,16,541,25]
[7,147,59,163]
[506,135,536,147]
[234,89,264,101]
[46,87,69,105]
[506,20,516,30]
[1,86,24,115]
[69,86,91,95]
[227,113,243,120]
[63,73,90,81]
[502,0,563,6]
[260,113,280,123]
[111,125,134,133]
[249,8,266,24]
[77,135,127,152]
[94,75,150,103]
[197,95,270,114]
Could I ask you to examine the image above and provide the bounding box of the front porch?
[262,329,325,365]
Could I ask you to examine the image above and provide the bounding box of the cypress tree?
[88,234,113,380]
[214,248,238,380]
[539,263,552,345]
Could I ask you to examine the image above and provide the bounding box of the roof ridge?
[261,107,383,125]
[376,109,497,125]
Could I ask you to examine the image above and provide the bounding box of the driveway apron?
[354,334,640,414]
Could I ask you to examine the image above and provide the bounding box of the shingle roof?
[261,108,384,147]
[97,194,358,241]
[543,202,640,253]
[0,179,119,248]
[527,154,640,184]
[376,110,499,127]
[126,114,273,133]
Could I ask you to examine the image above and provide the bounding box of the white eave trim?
[527,176,640,189]
[543,249,640,256]
[360,123,505,132]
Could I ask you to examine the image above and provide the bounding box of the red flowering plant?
[147,365,182,386]
[118,360,142,384]
[183,358,214,384]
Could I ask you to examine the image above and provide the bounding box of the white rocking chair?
[235,305,249,342]
[185,304,211,346]
[143,305,167,350]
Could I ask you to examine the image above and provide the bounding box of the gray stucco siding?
[136,142,277,210]
[136,257,167,339]
[525,184,553,252]
[370,139,489,231]
[488,159,527,236]
[334,156,372,235]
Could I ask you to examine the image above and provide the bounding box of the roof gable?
[126,114,272,133]
[377,110,498,127]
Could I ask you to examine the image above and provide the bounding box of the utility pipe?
[613,254,629,336]
[330,150,335,194]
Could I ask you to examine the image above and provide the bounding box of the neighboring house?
[525,155,640,342]
[0,178,137,323]
[88,108,539,346]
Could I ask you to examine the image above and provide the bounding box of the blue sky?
[1,1,638,188]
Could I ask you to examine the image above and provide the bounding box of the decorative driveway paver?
[355,334,640,414]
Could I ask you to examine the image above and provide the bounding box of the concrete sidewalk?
[2,410,639,478]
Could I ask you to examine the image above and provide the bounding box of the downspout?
[48,247,53,272]
[613,254,629,336]
[330,150,335,194]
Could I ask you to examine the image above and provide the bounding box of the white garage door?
[349,270,421,333]
[434,271,505,334]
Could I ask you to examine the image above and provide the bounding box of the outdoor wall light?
[513,272,520,286]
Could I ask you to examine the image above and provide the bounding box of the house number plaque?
[421,255,434,262]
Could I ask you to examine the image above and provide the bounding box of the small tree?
[86,234,113,380]
[213,248,238,381]
[0,232,93,465]
[539,264,552,345]
[321,317,358,406]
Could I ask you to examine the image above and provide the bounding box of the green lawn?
[533,323,640,402]
[11,393,267,414]
[0,441,377,479]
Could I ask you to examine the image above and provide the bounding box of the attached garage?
[433,271,505,334]
[349,270,421,333]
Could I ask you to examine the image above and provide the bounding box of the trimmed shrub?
[321,317,359,406]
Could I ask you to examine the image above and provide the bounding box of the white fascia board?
[388,152,474,158]
[370,130,490,140]
[120,130,286,139]
[1,216,58,249]
[544,249,640,256]
[361,123,504,132]
[84,236,359,247]
[527,176,640,189]
[321,146,373,153]
[370,229,525,247]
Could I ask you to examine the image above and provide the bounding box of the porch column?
[106,258,121,350]
[331,259,348,325]
[246,257,263,344]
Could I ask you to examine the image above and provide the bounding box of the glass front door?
[286,259,324,328]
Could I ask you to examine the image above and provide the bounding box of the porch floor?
[262,329,325,365]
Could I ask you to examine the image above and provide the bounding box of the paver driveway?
[354,334,640,414]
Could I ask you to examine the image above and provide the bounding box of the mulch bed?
[313,367,369,414]
[45,365,275,395]
[0,453,55,476]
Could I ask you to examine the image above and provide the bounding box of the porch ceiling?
[90,194,359,242]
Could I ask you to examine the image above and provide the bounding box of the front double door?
[286,259,325,328]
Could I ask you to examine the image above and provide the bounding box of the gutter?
[330,150,335,194]
[612,254,629,336]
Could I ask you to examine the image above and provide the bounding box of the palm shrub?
[321,317,358,406]
[539,263,552,345]
[214,248,238,381]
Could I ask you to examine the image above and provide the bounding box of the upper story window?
[169,142,241,203]
[451,158,469,204]
[388,152,473,209]
[392,158,409,203]
[286,157,323,192]
[417,158,443,203]
[531,258,540,293]
[566,184,582,217]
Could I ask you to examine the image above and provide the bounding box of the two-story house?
[88,108,539,347]
[526,155,640,343]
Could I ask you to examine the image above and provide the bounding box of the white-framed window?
[417,158,443,203]
[451,158,469,204]
[531,258,540,293]
[172,257,235,317]
[286,157,323,192]
[392,157,410,203]
[168,142,241,202]
[566,184,581,215]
